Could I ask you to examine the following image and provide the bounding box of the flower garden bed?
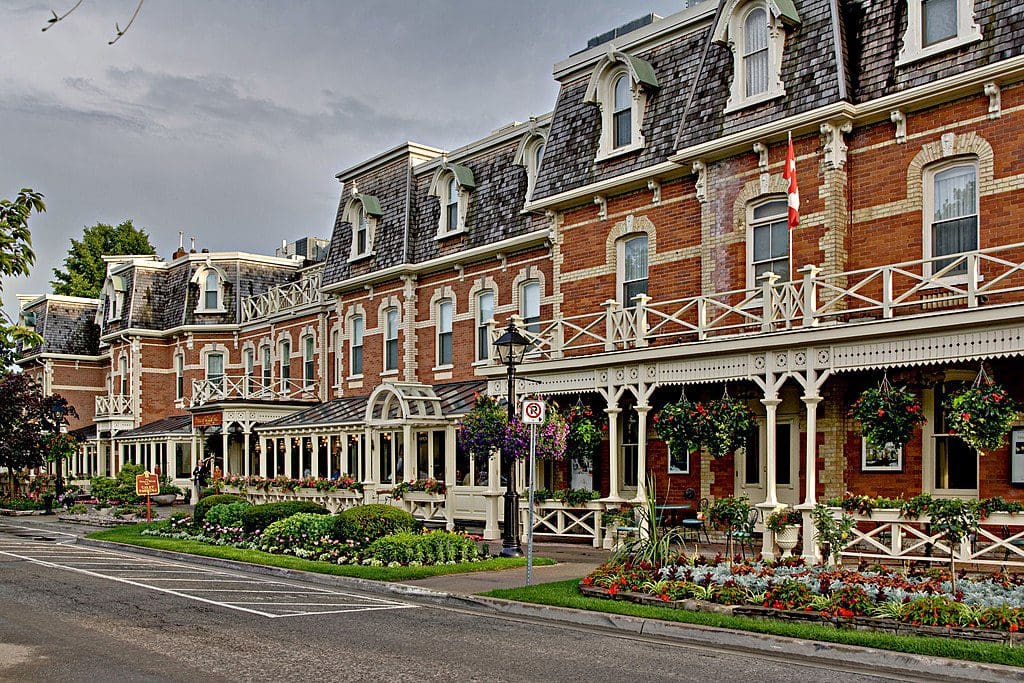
[579,556,1024,644]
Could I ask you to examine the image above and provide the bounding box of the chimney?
[190,237,197,254]
[172,231,187,259]
[201,248,210,254]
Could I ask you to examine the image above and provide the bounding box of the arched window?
[476,290,494,362]
[384,307,399,372]
[355,206,369,256]
[612,74,632,149]
[261,345,272,390]
[279,339,291,391]
[206,352,224,391]
[926,162,978,274]
[204,271,219,310]
[303,336,315,387]
[437,299,453,367]
[174,353,184,399]
[446,178,460,234]
[743,8,769,97]
[748,199,790,285]
[620,235,649,307]
[520,281,541,334]
[350,315,364,376]
[118,355,129,395]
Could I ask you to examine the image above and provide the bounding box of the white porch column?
[340,434,350,477]
[758,397,783,560]
[311,434,321,479]
[799,395,823,562]
[286,437,294,478]
[221,431,229,476]
[483,450,501,540]
[259,437,267,478]
[165,438,174,478]
[243,431,251,478]
[402,425,414,483]
[634,405,650,503]
[444,426,456,532]
[605,407,622,501]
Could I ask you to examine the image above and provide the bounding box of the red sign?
[135,472,159,496]
[192,412,223,428]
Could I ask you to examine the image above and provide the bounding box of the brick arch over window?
[906,132,994,207]
[468,276,500,315]
[428,285,457,315]
[604,214,657,265]
[511,265,547,313]
[375,295,402,329]
[732,174,789,233]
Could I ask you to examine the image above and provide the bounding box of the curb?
[78,537,1024,682]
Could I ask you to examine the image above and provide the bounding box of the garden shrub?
[331,504,420,544]
[764,580,813,610]
[977,605,1024,631]
[901,595,964,627]
[66,503,88,515]
[193,494,247,524]
[88,476,118,503]
[366,531,479,565]
[240,501,329,533]
[204,501,252,527]
[832,584,874,616]
[260,513,335,551]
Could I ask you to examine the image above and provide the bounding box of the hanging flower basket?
[849,376,925,450]
[563,403,604,468]
[505,408,569,462]
[944,371,1019,454]
[701,395,757,459]
[458,394,508,457]
[654,395,703,458]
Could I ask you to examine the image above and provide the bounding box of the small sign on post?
[136,471,159,522]
[521,399,546,586]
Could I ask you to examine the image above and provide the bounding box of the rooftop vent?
[586,13,659,50]
[276,237,330,262]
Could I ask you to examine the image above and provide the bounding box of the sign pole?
[527,422,536,586]
[146,494,151,522]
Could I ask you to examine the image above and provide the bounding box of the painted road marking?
[0,527,414,619]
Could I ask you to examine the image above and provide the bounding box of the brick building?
[18,1,1024,554]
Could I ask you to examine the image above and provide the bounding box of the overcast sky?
[1,0,682,317]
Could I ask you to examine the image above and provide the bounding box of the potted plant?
[944,370,1019,455]
[850,375,925,450]
[564,403,605,468]
[765,508,802,557]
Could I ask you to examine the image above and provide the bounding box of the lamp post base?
[499,489,522,557]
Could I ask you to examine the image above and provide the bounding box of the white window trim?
[278,339,292,391]
[667,445,691,475]
[744,196,791,290]
[861,438,904,472]
[431,171,470,238]
[922,157,980,282]
[617,233,650,307]
[720,2,788,114]
[348,315,364,379]
[474,290,495,363]
[344,198,379,261]
[383,307,400,374]
[302,335,316,388]
[192,265,228,314]
[897,0,982,67]
[436,298,454,369]
[590,66,648,162]
[515,133,547,202]
[174,352,185,400]
[922,371,980,499]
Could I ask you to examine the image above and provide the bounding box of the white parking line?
[0,531,414,619]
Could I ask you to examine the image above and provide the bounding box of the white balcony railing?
[190,376,320,407]
[495,242,1024,362]
[240,267,323,323]
[95,394,135,418]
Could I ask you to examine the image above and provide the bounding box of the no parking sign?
[522,399,546,424]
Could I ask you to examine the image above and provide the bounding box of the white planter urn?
[775,525,801,557]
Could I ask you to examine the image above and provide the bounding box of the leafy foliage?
[366,531,480,565]
[613,477,684,567]
[849,378,926,449]
[765,507,802,532]
[194,495,249,525]
[259,512,335,550]
[0,374,74,496]
[944,381,1019,454]
[0,189,45,363]
[51,219,155,298]
[810,502,857,565]
[239,500,329,533]
[654,394,757,459]
[458,394,569,462]
[331,504,420,545]
[563,403,605,467]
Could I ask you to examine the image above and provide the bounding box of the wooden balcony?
[190,376,320,408]
[94,394,135,418]
[240,267,323,323]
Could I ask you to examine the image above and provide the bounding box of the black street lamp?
[49,402,68,498]
[493,319,530,558]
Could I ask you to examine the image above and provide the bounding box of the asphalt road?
[0,521,947,682]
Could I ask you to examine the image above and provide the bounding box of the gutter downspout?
[674,0,727,151]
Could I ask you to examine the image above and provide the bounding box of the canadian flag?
[782,133,799,230]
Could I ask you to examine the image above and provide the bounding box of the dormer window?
[101,275,126,323]
[344,193,382,261]
[714,0,798,113]
[515,131,547,202]
[430,164,475,237]
[192,264,227,314]
[584,51,658,161]
[899,0,981,65]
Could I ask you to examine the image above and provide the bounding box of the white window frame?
[520,281,541,334]
[922,159,979,281]
[174,352,184,400]
[194,267,227,314]
[279,339,291,391]
[745,197,791,289]
[118,355,129,395]
[383,307,399,374]
[436,298,453,368]
[344,199,378,261]
[261,345,272,390]
[721,2,788,113]
[206,351,224,390]
[898,0,982,66]
[618,234,649,308]
[861,439,904,472]
[667,444,691,475]
[302,335,315,388]
[243,348,255,392]
[525,138,544,201]
[922,372,980,498]
[434,171,469,238]
[592,67,648,161]
[331,329,341,390]
[349,315,364,378]
[475,290,495,363]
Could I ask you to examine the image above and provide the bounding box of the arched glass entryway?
[366,383,448,484]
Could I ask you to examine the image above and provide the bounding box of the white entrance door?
[736,420,800,506]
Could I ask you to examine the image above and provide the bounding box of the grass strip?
[482,580,1024,668]
[87,524,553,582]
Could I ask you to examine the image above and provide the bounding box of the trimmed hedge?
[193,494,248,524]
[367,531,479,565]
[240,501,330,533]
[260,513,336,551]
[331,504,420,544]
[204,501,252,528]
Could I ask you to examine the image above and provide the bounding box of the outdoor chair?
[732,507,761,560]
[680,498,710,544]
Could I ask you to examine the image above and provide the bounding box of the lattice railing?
[509,242,1024,361]
[523,500,605,546]
[190,376,319,407]
[834,508,1024,568]
[95,394,135,417]
[240,268,323,323]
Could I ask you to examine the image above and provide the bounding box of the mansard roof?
[18,296,100,357]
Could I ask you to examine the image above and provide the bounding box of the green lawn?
[88,524,553,582]
[483,580,1024,668]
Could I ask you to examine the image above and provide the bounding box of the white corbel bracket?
[647,179,661,206]
[890,110,906,144]
[985,82,1001,119]
[593,195,607,221]
[820,120,853,170]
[692,160,707,203]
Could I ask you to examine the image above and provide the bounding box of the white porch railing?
[95,394,134,417]
[500,242,1024,361]
[390,491,452,528]
[240,268,323,323]
[522,500,609,548]
[227,487,364,513]
[833,508,1024,568]
[190,376,320,407]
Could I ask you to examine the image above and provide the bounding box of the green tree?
[0,189,46,364]
[0,372,47,496]
[51,220,156,298]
